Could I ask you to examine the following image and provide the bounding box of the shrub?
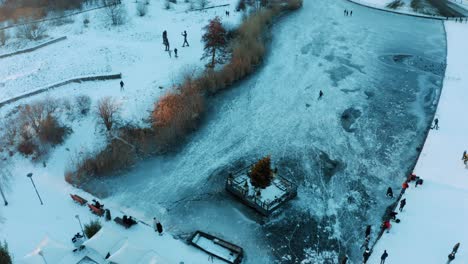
[84,220,102,238]
[76,95,91,115]
[96,97,120,132]
[250,156,273,188]
[284,0,302,10]
[17,139,38,156]
[103,0,126,25]
[38,114,70,145]
[136,2,148,16]
[0,241,12,264]
[17,22,47,40]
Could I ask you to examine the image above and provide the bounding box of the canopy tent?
[107,242,169,264]
[82,227,126,259]
[20,236,71,264]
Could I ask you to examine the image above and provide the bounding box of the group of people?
[122,215,137,227]
[344,9,353,16]
[162,30,190,58]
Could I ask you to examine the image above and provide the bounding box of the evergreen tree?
[0,241,12,264]
[202,16,228,68]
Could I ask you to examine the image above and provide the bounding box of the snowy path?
[368,21,468,264]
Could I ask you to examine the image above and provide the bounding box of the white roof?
[82,227,126,258]
[21,236,71,264]
[108,242,169,264]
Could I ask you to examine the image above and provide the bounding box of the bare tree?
[96,97,120,131]
[102,0,126,25]
[136,2,148,16]
[17,22,47,40]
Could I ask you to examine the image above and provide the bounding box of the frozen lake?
[95,0,446,262]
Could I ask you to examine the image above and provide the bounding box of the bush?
[75,95,91,115]
[284,0,302,10]
[250,156,273,188]
[96,97,120,131]
[84,220,102,238]
[136,2,148,16]
[103,0,126,25]
[38,114,70,145]
[17,22,47,40]
[17,139,38,156]
[0,241,12,264]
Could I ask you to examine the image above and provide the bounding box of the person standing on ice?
[431,118,439,130]
[182,30,189,47]
[156,220,163,236]
[389,211,398,220]
[120,80,124,91]
[163,30,170,51]
[380,250,388,264]
[362,248,371,263]
[318,90,324,100]
[399,198,406,212]
[365,225,371,238]
[386,187,393,198]
[174,48,178,58]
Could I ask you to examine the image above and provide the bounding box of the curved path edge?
[0,36,67,59]
[0,73,122,108]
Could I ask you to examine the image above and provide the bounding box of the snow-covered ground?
[368,21,468,264]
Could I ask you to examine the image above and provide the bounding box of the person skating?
[431,118,439,130]
[318,90,324,100]
[380,250,388,264]
[386,187,393,198]
[415,177,423,187]
[174,48,178,58]
[182,30,189,47]
[363,248,371,263]
[381,220,391,233]
[399,198,406,212]
[120,80,124,91]
[401,181,409,195]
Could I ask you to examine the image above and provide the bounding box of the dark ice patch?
[341,107,362,132]
[319,151,344,181]
[326,65,353,87]
[379,54,445,76]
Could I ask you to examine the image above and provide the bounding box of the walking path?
[368,21,468,264]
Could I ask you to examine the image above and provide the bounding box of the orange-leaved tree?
[202,16,228,68]
[250,155,273,188]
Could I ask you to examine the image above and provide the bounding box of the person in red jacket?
[381,220,391,233]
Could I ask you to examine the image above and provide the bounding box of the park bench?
[88,204,104,216]
[70,194,87,205]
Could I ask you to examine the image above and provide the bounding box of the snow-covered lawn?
[0,0,242,261]
[369,21,468,264]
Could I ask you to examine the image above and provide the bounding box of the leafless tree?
[96,97,120,132]
[0,29,9,46]
[102,0,126,25]
[198,0,208,9]
[136,1,148,16]
[17,22,47,40]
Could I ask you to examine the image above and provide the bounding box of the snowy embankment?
[368,21,468,264]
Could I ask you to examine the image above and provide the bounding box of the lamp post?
[27,173,43,205]
[75,215,86,238]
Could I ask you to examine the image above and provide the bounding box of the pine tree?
[250,156,273,188]
[202,16,228,68]
[0,241,12,264]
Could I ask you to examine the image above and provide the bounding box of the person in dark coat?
[365,225,371,238]
[350,10,353,16]
[389,211,398,220]
[386,187,393,198]
[380,250,388,264]
[399,198,406,212]
[120,80,124,91]
[156,221,163,236]
[318,90,324,100]
[415,178,423,187]
[363,248,371,263]
[182,30,189,47]
[432,118,439,130]
[174,48,178,58]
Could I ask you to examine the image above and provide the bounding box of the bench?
[70,194,88,205]
[114,217,137,229]
[88,204,104,216]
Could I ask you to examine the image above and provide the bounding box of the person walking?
[381,220,391,233]
[174,48,178,58]
[120,80,124,91]
[432,118,439,130]
[380,250,388,264]
[182,30,189,47]
[399,198,406,212]
[318,90,324,100]
[365,225,371,238]
[415,177,423,187]
[386,187,393,198]
[163,30,169,51]
[363,248,371,264]
[350,10,353,16]
[156,220,163,236]
[344,9,347,16]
